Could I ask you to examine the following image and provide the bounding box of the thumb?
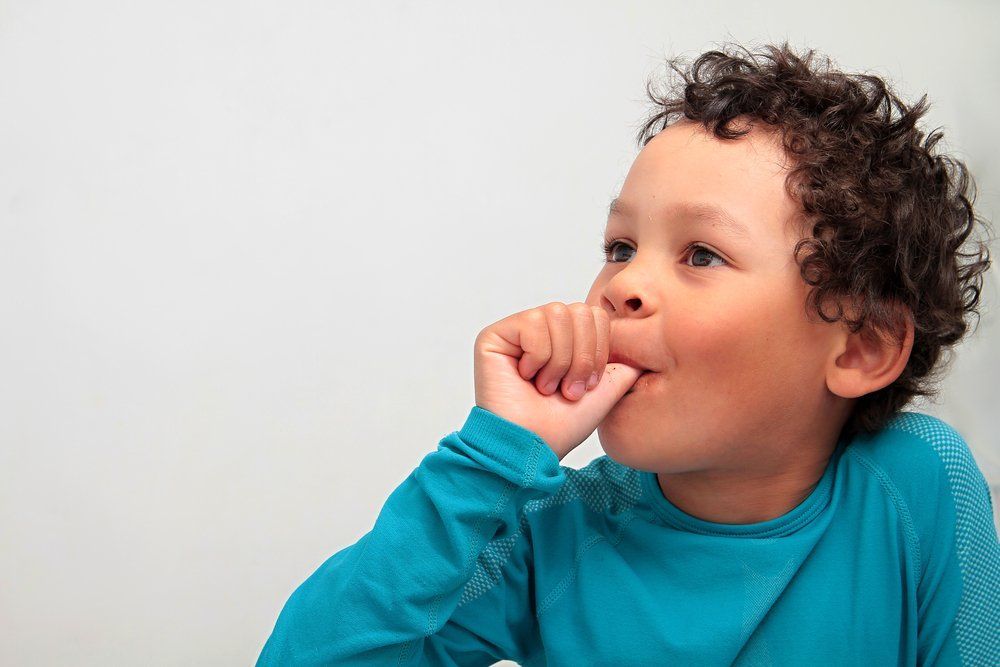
[574,362,645,414]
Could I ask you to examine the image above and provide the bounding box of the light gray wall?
[1,1,996,664]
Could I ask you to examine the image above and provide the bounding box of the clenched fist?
[474,301,644,460]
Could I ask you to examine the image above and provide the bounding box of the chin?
[596,421,662,471]
[597,416,716,474]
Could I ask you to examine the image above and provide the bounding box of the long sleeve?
[916,427,1000,666]
[256,406,565,666]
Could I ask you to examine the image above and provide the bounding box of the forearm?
[256,406,564,666]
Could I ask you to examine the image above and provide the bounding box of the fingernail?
[544,379,559,394]
[567,381,586,400]
[587,372,599,389]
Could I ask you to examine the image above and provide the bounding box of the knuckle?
[544,301,572,321]
[550,352,572,370]
[541,360,566,381]
[528,334,551,357]
[523,309,545,326]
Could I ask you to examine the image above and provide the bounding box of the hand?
[474,301,644,460]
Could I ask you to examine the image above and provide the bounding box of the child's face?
[586,118,850,473]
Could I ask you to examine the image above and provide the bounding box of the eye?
[685,244,726,268]
[601,239,727,268]
[601,239,632,263]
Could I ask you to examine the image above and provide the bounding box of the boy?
[257,43,997,665]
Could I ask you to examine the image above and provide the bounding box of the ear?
[826,300,915,399]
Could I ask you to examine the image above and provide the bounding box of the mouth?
[624,370,652,394]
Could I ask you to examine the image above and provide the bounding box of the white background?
[1,1,997,664]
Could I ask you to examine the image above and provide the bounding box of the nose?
[604,294,644,315]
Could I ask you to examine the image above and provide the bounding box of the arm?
[916,431,999,666]
[256,406,564,666]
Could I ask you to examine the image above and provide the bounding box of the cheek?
[676,295,755,357]
[675,289,803,387]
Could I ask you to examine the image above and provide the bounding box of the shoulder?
[854,411,990,502]
[880,410,996,537]
[845,411,982,501]
[881,411,979,472]
[845,411,995,564]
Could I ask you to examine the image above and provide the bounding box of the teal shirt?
[257,407,999,666]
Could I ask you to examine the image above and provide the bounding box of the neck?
[654,427,844,525]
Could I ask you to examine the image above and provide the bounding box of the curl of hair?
[636,42,994,441]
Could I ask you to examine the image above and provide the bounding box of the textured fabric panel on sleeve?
[890,412,1000,666]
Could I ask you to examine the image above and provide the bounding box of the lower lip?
[625,371,653,394]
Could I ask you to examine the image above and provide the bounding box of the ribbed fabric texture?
[256,407,999,666]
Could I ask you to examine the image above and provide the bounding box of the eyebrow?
[607,197,751,239]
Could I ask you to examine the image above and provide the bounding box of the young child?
[257,43,998,665]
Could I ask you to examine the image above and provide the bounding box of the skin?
[584,117,914,525]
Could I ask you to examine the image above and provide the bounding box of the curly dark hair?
[635,42,994,441]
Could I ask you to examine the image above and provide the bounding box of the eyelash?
[601,239,727,268]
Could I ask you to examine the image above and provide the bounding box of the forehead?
[619,120,807,243]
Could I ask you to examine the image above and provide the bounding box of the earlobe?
[826,302,915,399]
